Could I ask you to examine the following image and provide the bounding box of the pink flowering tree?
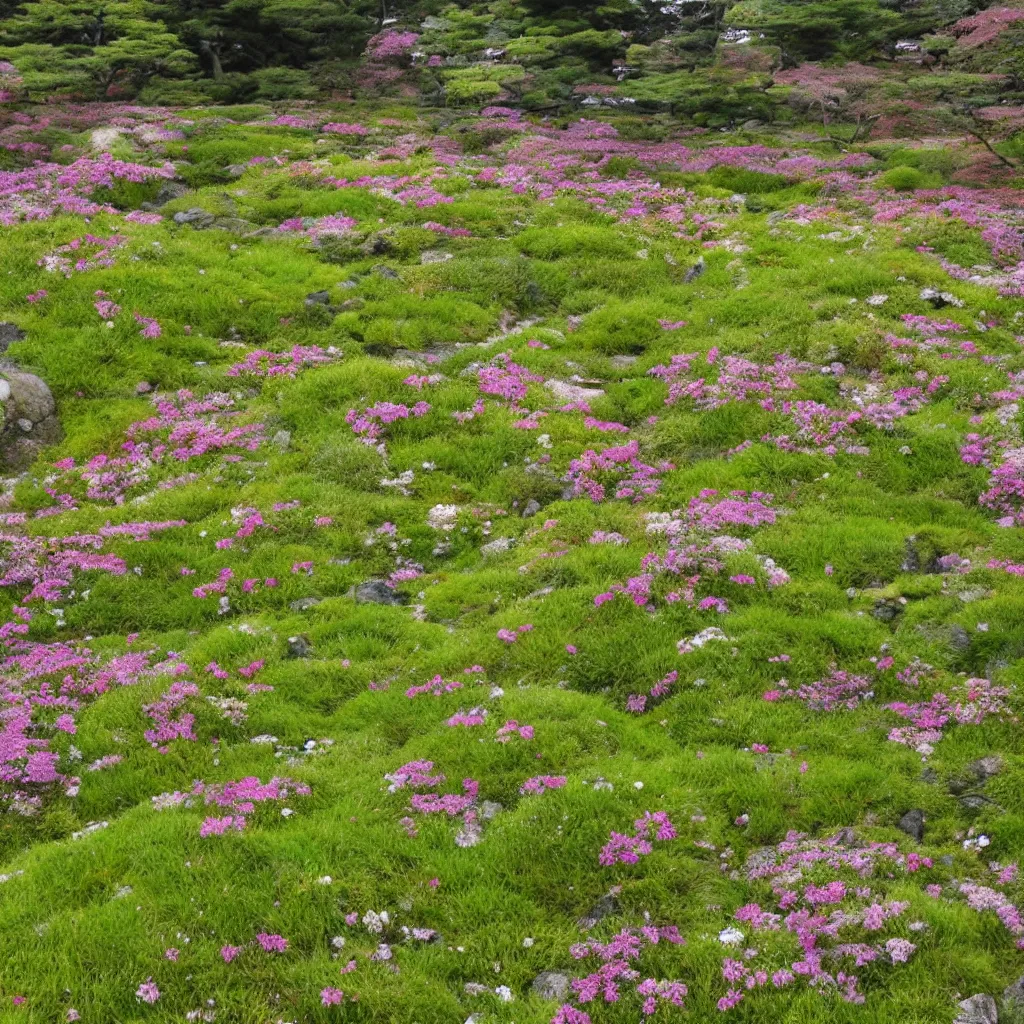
[358,28,419,96]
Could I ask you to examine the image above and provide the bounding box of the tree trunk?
[966,128,1018,169]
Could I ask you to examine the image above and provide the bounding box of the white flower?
[495,985,514,1003]
[718,927,745,946]
[427,504,460,531]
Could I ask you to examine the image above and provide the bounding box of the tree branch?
[966,128,1018,169]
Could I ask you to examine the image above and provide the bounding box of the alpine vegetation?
[1,1,1024,1022]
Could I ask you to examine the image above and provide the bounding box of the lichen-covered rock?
[0,364,60,471]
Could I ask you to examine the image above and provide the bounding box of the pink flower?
[221,944,243,962]
[256,932,288,953]
[135,979,160,1004]
[321,987,344,1005]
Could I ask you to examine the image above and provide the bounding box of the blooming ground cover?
[0,103,1023,1023]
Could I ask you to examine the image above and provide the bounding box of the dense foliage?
[0,93,1023,1021]
[0,0,1023,122]
[2,0,1024,1021]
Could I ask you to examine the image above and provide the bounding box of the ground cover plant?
[0,87,1024,1024]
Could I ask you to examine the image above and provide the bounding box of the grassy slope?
[0,111,1022,1023]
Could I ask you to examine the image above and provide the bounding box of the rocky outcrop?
[0,363,61,471]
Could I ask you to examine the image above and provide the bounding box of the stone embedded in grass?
[172,208,215,228]
[354,580,407,605]
[970,756,1004,781]
[0,364,61,471]
[898,808,926,842]
[286,635,313,658]
[0,323,26,352]
[873,598,905,622]
[955,994,998,1024]
[532,972,570,1001]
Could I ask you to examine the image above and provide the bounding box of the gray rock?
[955,994,998,1024]
[522,499,541,518]
[970,755,1004,781]
[373,265,400,280]
[286,635,313,659]
[578,890,620,931]
[958,588,988,604]
[154,181,188,206]
[354,580,406,606]
[949,625,971,652]
[921,287,964,309]
[959,794,994,812]
[480,801,502,820]
[420,250,453,264]
[684,256,706,283]
[305,290,331,306]
[360,233,394,257]
[173,208,215,228]
[289,598,321,612]
[210,217,257,234]
[1003,975,1024,1016]
[531,972,570,1001]
[272,429,291,451]
[897,808,925,842]
[901,536,921,573]
[873,599,904,623]
[920,767,939,784]
[0,364,61,470]
[224,164,247,177]
[0,323,26,352]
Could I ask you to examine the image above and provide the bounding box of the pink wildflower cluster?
[599,811,677,866]
[143,681,199,752]
[553,926,686,1022]
[38,234,125,277]
[765,669,873,711]
[626,670,678,713]
[497,624,533,643]
[346,400,430,445]
[520,775,567,795]
[226,346,335,378]
[567,440,673,503]
[478,354,545,404]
